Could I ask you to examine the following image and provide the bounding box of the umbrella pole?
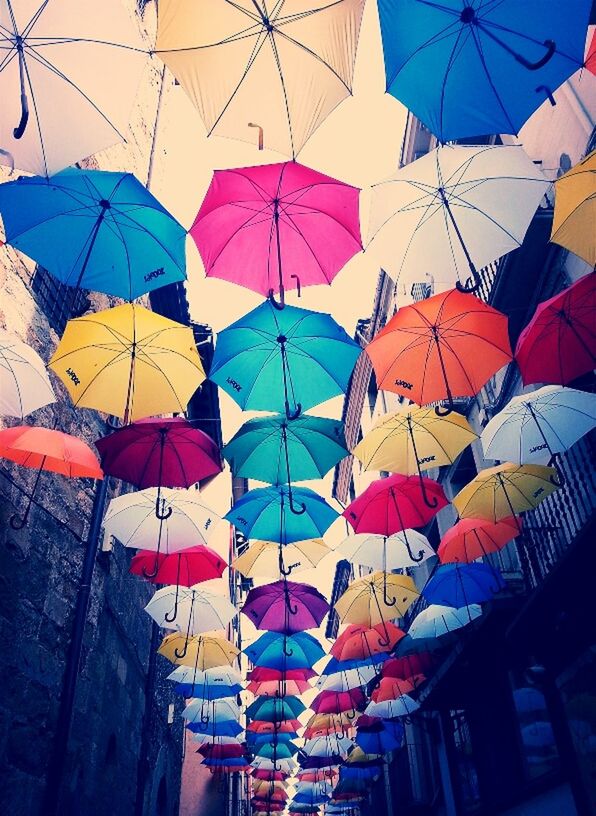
[390,488,425,562]
[154,429,173,520]
[281,424,306,515]
[165,563,188,623]
[12,38,30,139]
[269,200,286,310]
[9,455,46,529]
[142,512,165,579]
[526,403,565,486]
[407,416,439,508]
[438,188,481,293]
[433,332,456,417]
[474,20,556,71]
[278,337,302,420]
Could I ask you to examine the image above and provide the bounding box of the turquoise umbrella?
[223,413,348,484]
[247,696,306,722]
[210,301,361,418]
[255,741,299,760]
[244,632,326,670]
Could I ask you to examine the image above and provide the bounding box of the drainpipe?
[135,621,161,816]
[41,475,110,816]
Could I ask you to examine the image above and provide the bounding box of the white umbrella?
[302,735,354,757]
[0,0,147,176]
[250,757,296,773]
[104,487,222,555]
[338,531,434,570]
[191,734,245,745]
[183,698,240,723]
[481,386,596,465]
[408,604,482,641]
[315,665,379,692]
[167,665,243,689]
[365,695,419,719]
[0,331,55,418]
[368,144,548,294]
[145,584,237,635]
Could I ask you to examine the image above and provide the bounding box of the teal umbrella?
[223,413,347,484]
[255,741,299,760]
[247,696,306,723]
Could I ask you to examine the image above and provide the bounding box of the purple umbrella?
[242,580,329,634]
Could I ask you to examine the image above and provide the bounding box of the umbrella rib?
[272,26,351,95]
[469,25,518,136]
[438,21,471,140]
[268,32,295,158]
[204,201,275,273]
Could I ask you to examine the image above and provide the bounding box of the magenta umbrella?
[242,580,329,634]
[310,688,366,718]
[190,161,362,308]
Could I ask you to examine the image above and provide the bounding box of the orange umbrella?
[303,713,354,739]
[370,676,419,702]
[0,425,103,528]
[246,720,301,735]
[365,289,512,413]
[438,517,520,563]
[331,622,405,661]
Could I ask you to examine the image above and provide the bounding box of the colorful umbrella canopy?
[167,666,243,699]
[210,301,360,417]
[49,305,206,422]
[154,0,365,158]
[408,604,482,640]
[515,274,596,386]
[355,727,402,755]
[334,572,419,625]
[338,531,435,571]
[184,698,240,723]
[310,688,366,716]
[438,517,520,564]
[303,713,354,739]
[0,170,186,299]
[247,679,311,697]
[232,539,330,579]
[331,622,405,662]
[0,0,147,176]
[382,654,434,681]
[249,667,317,683]
[130,546,226,586]
[365,695,419,719]
[242,581,329,633]
[422,563,506,607]
[321,654,387,676]
[225,485,338,543]
[550,150,596,265]
[189,719,243,738]
[481,385,596,466]
[302,735,354,758]
[316,665,380,693]
[224,413,347,483]
[247,696,306,722]
[191,162,362,305]
[368,145,548,292]
[244,632,326,670]
[145,585,237,635]
[370,677,416,702]
[0,332,55,418]
[158,633,240,669]
[365,289,512,412]
[378,0,590,142]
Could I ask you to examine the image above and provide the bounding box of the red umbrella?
[382,654,434,682]
[331,622,405,661]
[251,770,289,782]
[515,274,595,386]
[129,545,226,585]
[438,517,519,563]
[371,676,417,702]
[247,720,301,734]
[310,688,366,717]
[198,744,246,759]
[248,667,317,682]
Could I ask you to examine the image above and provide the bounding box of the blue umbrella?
[187,720,243,737]
[245,632,326,670]
[246,731,299,746]
[320,653,388,676]
[378,0,590,142]
[225,484,338,542]
[0,169,186,299]
[355,727,403,754]
[210,301,361,418]
[174,682,242,699]
[422,562,505,607]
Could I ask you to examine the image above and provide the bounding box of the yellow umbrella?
[158,632,239,669]
[453,463,559,523]
[550,150,595,265]
[334,571,419,627]
[49,303,206,422]
[232,539,330,579]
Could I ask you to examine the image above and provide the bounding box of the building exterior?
[331,58,596,816]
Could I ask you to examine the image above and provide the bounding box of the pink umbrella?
[310,688,366,718]
[190,161,362,308]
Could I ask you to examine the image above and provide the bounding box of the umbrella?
[210,301,360,418]
[248,667,317,682]
[225,484,338,543]
[368,145,548,292]
[316,665,380,693]
[144,585,237,636]
[254,742,299,761]
[198,743,246,759]
[0,170,186,299]
[378,0,590,142]
[515,274,596,386]
[365,289,512,413]
[331,622,405,662]
[223,413,347,483]
[242,580,329,633]
[189,719,243,738]
[370,677,416,702]
[364,696,419,719]
[0,0,147,176]
[184,698,240,724]
[154,0,365,158]
[247,679,311,697]
[422,563,505,607]
[321,653,387,676]
[247,696,306,722]
[244,631,326,669]
[550,150,595,265]
[49,304,206,422]
[158,632,239,667]
[0,425,102,528]
[408,604,482,640]
[302,735,354,758]
[355,727,402,755]
[130,545,226,587]
[232,539,330,579]
[438,517,520,564]
[247,721,301,736]
[167,666,243,698]
[382,654,434,681]
[338,530,435,571]
[0,331,55,418]
[334,572,419,626]
[175,676,242,702]
[310,688,366,717]
[481,386,596,475]
[303,713,354,739]
[191,162,362,307]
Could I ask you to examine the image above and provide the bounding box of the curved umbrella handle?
[345,708,357,720]
[434,398,454,417]
[519,39,556,70]
[155,494,173,520]
[174,639,189,660]
[9,511,29,530]
[282,639,294,658]
[279,561,295,577]
[164,582,183,624]
[290,274,301,298]
[13,47,29,140]
[289,497,306,516]
[285,401,302,421]
[403,530,426,564]
[455,267,482,294]
[268,288,286,310]
[285,599,299,616]
[142,553,161,580]
[417,474,439,510]
[382,574,397,608]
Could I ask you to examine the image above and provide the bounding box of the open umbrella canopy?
[188,719,243,738]
[378,0,590,142]
[422,563,505,607]
[438,517,519,564]
[247,696,306,722]
[244,631,326,670]
[0,0,147,176]
[0,425,102,479]
[50,305,207,422]
[0,170,186,299]
[130,546,226,586]
[254,742,299,761]
[382,654,434,682]
[334,572,420,625]
[321,653,387,676]
[249,667,317,683]
[303,713,354,739]
[355,726,403,755]
[191,162,362,304]
[210,301,360,417]
[145,584,237,635]
[232,539,330,579]
[338,530,435,571]
[183,698,240,723]
[0,332,55,418]
[302,735,354,758]
[158,633,240,669]
[316,665,380,693]
[408,604,482,640]
[551,150,596,265]
[242,580,329,634]
[331,622,405,662]
[310,688,366,715]
[247,679,311,697]
[167,666,243,698]
[370,676,416,702]
[365,695,419,720]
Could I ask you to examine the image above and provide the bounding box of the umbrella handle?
[289,496,306,516]
[174,640,189,660]
[434,399,453,417]
[345,708,356,720]
[282,643,294,657]
[518,39,556,71]
[382,578,398,608]
[548,455,565,487]
[268,288,286,310]
[142,552,161,580]
[155,494,173,520]
[285,401,302,421]
[290,274,302,298]
[164,581,184,624]
[13,46,29,139]
[407,418,439,510]
[455,267,481,294]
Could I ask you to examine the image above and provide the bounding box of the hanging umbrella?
[481,386,596,474]
[378,0,590,142]
[515,274,595,386]
[192,733,245,747]
[158,632,239,668]
[244,631,326,669]
[303,713,354,739]
[249,667,317,682]
[370,677,417,702]
[408,604,482,640]
[355,727,402,755]
[0,425,102,528]
[198,743,246,760]
[184,698,240,724]
[338,531,435,571]
[167,666,243,698]
[334,572,419,626]
[247,696,306,723]
[154,0,365,158]
[0,0,147,177]
[224,413,347,483]
[144,584,237,635]
[130,545,226,587]
[331,622,405,662]
[247,679,311,697]
[381,654,434,682]
[368,145,548,292]
[0,170,186,299]
[49,304,206,422]
[191,162,362,307]
[550,150,595,265]
[438,517,520,564]
[189,718,244,738]
[232,539,330,579]
[310,688,366,717]
[365,289,512,413]
[254,743,299,762]
[0,332,55,418]
[422,563,505,607]
[242,580,329,633]
[210,301,360,418]
[316,665,380,693]
[174,675,242,702]
[321,653,387,677]
[364,695,419,720]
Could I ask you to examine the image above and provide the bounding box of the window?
[31,265,90,334]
